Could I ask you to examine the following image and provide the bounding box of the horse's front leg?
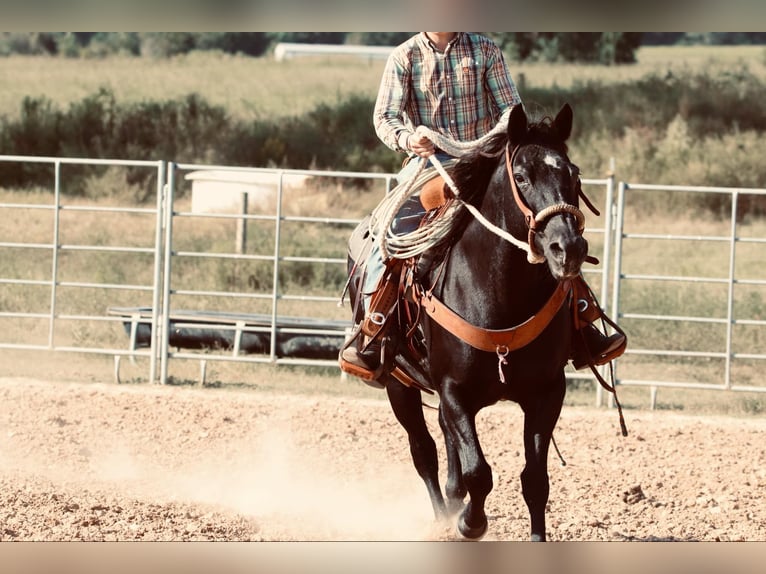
[440,384,492,540]
[438,407,466,516]
[520,375,566,541]
[385,380,448,521]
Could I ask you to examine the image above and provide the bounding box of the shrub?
[0,97,64,188]
[2,67,765,214]
[138,33,197,58]
[195,33,271,57]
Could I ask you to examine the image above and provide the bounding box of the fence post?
[48,160,62,349]
[236,191,248,254]
[609,180,628,406]
[149,160,166,384]
[159,164,176,385]
[724,192,739,390]
[595,159,617,407]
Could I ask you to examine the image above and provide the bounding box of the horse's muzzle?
[545,233,588,280]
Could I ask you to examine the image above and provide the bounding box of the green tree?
[195,33,271,56]
[491,32,641,64]
[138,33,197,58]
[0,32,58,56]
[269,32,347,45]
[599,32,642,64]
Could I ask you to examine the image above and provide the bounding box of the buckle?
[368,312,386,326]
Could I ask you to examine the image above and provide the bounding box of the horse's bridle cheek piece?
[505,145,586,262]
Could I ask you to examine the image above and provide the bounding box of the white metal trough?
[273,42,394,62]
[185,170,310,214]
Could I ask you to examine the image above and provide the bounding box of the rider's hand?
[408,134,435,158]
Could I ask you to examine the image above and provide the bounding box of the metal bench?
[107,306,351,383]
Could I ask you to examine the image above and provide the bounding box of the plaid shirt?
[373,32,521,154]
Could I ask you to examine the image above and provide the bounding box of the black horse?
[346,103,590,541]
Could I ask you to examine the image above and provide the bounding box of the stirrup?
[571,275,627,368]
[572,330,627,370]
[338,328,386,388]
[339,357,386,387]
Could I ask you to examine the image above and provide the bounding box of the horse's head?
[505,103,588,280]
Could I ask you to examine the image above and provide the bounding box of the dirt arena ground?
[1,376,764,542]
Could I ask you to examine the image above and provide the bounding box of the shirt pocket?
[454,56,478,94]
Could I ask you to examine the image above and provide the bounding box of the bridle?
[505,143,587,263]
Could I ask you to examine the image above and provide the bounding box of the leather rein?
[413,143,587,357]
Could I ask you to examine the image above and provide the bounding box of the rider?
[341,32,626,376]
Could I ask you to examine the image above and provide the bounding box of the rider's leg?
[571,275,627,369]
[341,154,450,374]
[341,196,428,372]
[340,253,401,372]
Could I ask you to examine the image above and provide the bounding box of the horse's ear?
[553,103,573,142]
[507,104,527,144]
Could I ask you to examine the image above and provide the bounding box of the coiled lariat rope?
[370,108,540,263]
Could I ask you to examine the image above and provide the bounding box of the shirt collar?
[420,32,464,54]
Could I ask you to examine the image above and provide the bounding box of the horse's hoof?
[456,514,488,540]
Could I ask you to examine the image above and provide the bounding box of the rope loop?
[370,109,536,261]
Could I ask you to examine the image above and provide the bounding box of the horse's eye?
[514,173,526,185]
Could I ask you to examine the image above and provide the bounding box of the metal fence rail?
[157,162,398,383]
[0,156,166,382]
[612,181,766,406]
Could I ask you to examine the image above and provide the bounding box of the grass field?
[0,45,764,121]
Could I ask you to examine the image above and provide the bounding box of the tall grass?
[515,44,766,90]
[0,51,386,122]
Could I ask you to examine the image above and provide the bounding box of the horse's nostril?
[574,237,588,259]
[548,237,586,268]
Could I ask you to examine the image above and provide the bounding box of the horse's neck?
[460,178,532,288]
[434,157,557,322]
[442,215,555,326]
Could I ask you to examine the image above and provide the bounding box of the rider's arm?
[373,47,414,154]
[483,41,522,118]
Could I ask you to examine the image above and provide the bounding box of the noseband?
[505,144,586,263]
